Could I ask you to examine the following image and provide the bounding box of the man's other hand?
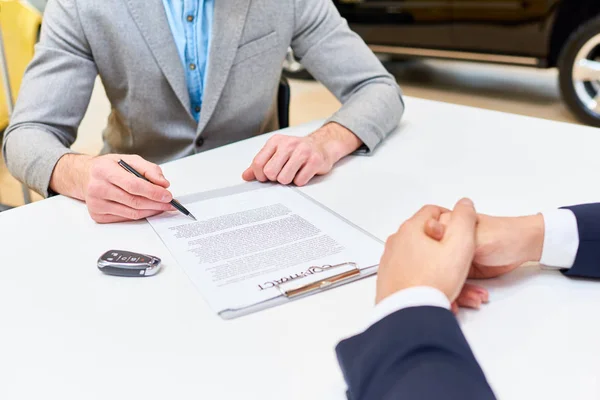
[376,199,478,304]
[51,154,175,223]
[242,122,362,187]
[427,213,545,279]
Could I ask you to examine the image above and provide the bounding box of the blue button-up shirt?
[162,0,214,122]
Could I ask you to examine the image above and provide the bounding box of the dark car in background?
[284,0,600,128]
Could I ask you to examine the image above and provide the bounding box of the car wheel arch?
[548,0,600,67]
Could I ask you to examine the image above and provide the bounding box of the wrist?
[309,122,362,164]
[371,286,451,327]
[519,214,545,262]
[49,154,93,201]
[376,279,450,305]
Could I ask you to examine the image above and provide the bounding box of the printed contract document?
[147,183,383,318]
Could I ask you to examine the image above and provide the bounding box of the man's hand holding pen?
[51,154,175,223]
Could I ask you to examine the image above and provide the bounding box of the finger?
[453,283,487,310]
[463,282,489,303]
[107,168,173,203]
[409,205,446,228]
[469,263,519,280]
[293,153,324,186]
[104,184,176,211]
[242,167,256,182]
[455,286,482,309]
[263,146,294,182]
[444,198,477,244]
[249,142,277,182]
[451,302,459,315]
[439,212,451,226]
[91,199,165,221]
[277,146,311,185]
[424,219,446,241]
[90,212,162,224]
[477,213,491,224]
[455,290,483,310]
[121,155,170,188]
[90,213,128,224]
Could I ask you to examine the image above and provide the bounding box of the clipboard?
[219,261,380,319]
[148,182,384,320]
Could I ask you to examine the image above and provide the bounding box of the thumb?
[444,198,477,245]
[242,167,256,182]
[424,218,445,241]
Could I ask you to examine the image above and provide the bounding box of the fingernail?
[162,194,171,202]
[459,198,474,207]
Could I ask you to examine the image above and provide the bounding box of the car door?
[451,0,556,58]
[335,0,454,49]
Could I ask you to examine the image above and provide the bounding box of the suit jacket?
[2,0,403,197]
[335,203,600,400]
[336,306,496,400]
[562,203,600,278]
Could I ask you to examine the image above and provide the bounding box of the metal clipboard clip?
[275,262,361,299]
[219,261,379,319]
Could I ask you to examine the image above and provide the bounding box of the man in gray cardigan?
[3,0,403,223]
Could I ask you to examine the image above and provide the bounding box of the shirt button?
[196,137,204,146]
[189,63,196,70]
[187,15,194,22]
[194,106,201,113]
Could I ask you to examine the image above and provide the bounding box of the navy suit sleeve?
[562,203,600,278]
[336,306,495,400]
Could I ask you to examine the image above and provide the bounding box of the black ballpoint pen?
[118,159,197,221]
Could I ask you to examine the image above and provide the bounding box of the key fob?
[98,250,162,277]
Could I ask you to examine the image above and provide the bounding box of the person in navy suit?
[335,202,600,399]
[336,198,497,399]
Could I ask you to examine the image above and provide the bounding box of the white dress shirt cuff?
[540,209,579,269]
[367,286,450,330]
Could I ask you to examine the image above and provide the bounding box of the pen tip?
[189,213,197,221]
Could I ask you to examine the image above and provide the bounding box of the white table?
[2,97,600,400]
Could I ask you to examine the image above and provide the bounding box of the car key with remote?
[97,250,162,277]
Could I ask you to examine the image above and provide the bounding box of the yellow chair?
[0,0,43,130]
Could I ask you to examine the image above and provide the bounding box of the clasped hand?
[378,200,545,314]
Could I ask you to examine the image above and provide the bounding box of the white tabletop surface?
[2,97,600,400]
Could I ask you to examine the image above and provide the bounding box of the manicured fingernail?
[162,194,171,202]
[459,198,474,206]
